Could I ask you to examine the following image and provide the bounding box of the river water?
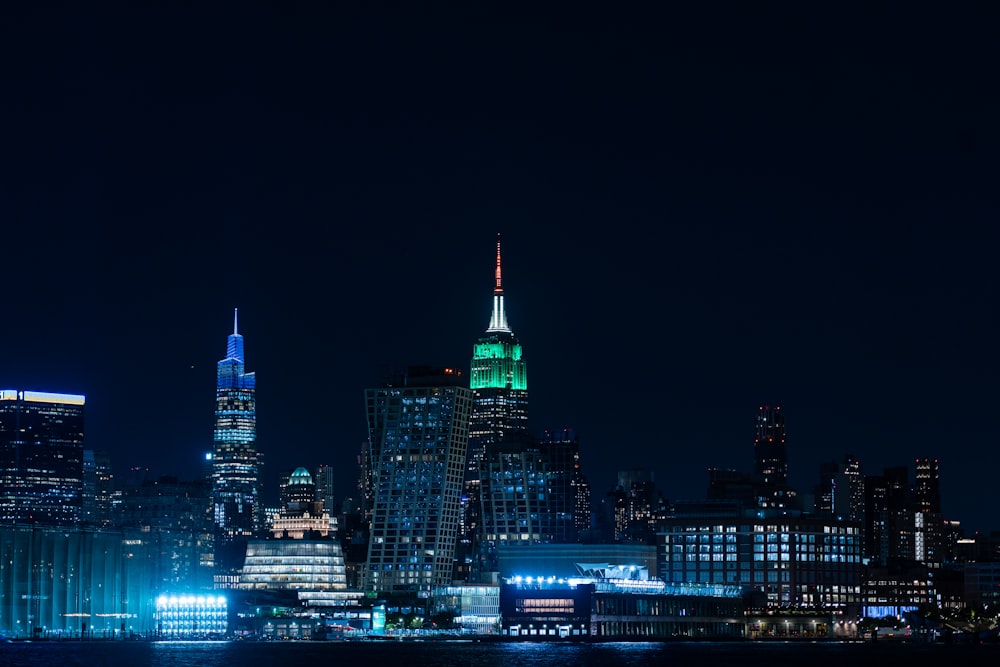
[2,639,999,667]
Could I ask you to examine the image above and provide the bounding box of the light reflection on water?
[2,640,1000,667]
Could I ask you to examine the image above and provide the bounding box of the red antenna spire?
[486,232,511,333]
[495,232,503,294]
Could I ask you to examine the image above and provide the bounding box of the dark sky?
[1,4,997,532]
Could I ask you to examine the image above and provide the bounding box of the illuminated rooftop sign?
[0,390,85,405]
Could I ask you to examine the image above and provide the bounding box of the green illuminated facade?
[462,237,529,582]
[467,237,529,476]
[470,341,527,391]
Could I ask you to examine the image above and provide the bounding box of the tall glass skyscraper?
[462,236,529,580]
[0,389,86,526]
[365,366,473,593]
[468,235,529,470]
[211,309,261,578]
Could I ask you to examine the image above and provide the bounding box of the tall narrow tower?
[467,235,529,478]
[211,308,261,579]
[754,405,787,486]
[461,235,529,580]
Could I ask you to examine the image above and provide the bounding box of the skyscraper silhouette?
[462,235,529,580]
[754,405,787,486]
[211,308,261,579]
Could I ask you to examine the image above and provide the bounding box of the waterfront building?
[495,542,658,581]
[238,539,349,593]
[964,561,1000,608]
[154,593,228,638]
[0,389,86,526]
[499,565,748,640]
[364,365,473,593]
[430,584,501,634]
[233,471,362,637]
[0,524,159,637]
[211,309,262,579]
[860,567,934,619]
[658,503,863,617]
[462,235,529,581]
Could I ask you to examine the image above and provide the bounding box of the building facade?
[0,389,86,526]
[364,365,473,593]
[211,309,262,578]
[272,466,336,539]
[463,235,529,581]
[116,474,215,593]
[479,431,582,560]
[658,507,863,617]
[82,448,115,528]
[0,524,160,638]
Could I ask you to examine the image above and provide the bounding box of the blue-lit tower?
[211,308,261,580]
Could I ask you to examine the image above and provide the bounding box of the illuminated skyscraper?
[462,235,529,579]
[82,448,115,527]
[480,429,581,555]
[468,235,529,474]
[754,405,787,486]
[211,308,261,578]
[365,365,472,593]
[0,389,86,525]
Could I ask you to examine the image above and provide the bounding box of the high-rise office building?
[463,235,529,579]
[468,235,529,477]
[754,405,787,486]
[480,430,579,554]
[913,457,943,565]
[364,365,473,593]
[0,389,86,526]
[82,448,115,527]
[863,465,912,567]
[117,474,216,592]
[812,455,866,523]
[314,463,336,516]
[841,455,865,523]
[914,457,941,514]
[210,309,261,578]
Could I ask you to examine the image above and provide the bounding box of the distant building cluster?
[1,237,998,641]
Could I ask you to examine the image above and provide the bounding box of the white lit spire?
[233,307,239,336]
[486,233,511,333]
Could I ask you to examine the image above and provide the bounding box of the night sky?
[1,4,997,533]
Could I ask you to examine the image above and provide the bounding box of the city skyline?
[1,4,997,534]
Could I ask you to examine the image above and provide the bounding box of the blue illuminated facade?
[211,309,261,578]
[365,366,473,593]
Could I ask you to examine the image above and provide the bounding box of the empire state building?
[468,235,528,471]
[460,235,528,580]
[211,308,262,578]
